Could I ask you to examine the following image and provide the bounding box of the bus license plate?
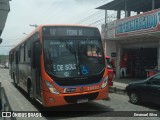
[77,99,88,104]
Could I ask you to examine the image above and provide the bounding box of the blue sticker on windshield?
[81,65,89,75]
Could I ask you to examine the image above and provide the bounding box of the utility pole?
[105,10,108,25]
[152,0,155,10]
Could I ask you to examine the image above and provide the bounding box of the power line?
[77,10,117,25]
[69,0,111,23]
[75,0,135,26]
[88,3,147,30]
[38,1,61,23]
[40,1,68,24]
[81,1,142,26]
[89,17,105,26]
[75,10,103,24]
[72,0,112,24]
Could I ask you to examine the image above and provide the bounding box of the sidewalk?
[109,78,144,94]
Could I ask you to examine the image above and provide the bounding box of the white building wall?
[105,40,116,56]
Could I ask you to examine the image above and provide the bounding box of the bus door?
[9,52,13,78]
[32,41,41,99]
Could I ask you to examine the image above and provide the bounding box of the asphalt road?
[0,68,160,120]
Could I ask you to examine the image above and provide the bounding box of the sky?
[0,0,112,55]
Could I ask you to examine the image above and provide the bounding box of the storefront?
[120,41,158,78]
[102,9,160,78]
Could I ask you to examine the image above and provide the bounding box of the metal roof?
[96,0,160,12]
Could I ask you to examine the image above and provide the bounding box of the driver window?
[149,74,160,85]
[87,45,101,57]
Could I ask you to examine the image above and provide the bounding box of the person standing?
[120,57,127,78]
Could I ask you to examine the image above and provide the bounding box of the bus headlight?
[101,76,108,89]
[45,81,59,94]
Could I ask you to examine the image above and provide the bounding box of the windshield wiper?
[63,40,81,76]
[77,37,90,77]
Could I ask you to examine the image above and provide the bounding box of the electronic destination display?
[42,26,100,37]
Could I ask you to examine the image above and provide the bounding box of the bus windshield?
[44,38,105,78]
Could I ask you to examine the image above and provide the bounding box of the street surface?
[0,68,160,120]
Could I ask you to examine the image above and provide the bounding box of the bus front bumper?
[42,86,108,107]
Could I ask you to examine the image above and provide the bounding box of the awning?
[96,0,160,12]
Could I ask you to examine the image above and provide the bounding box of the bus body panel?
[18,63,32,92]
[40,61,108,107]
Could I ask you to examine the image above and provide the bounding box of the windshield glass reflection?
[44,38,105,78]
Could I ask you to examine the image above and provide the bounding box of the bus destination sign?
[42,26,99,37]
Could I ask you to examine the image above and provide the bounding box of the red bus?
[9,25,108,107]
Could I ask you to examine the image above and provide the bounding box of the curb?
[109,86,126,95]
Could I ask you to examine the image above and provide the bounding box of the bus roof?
[39,24,98,29]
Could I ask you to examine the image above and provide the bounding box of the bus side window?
[20,44,24,63]
[25,40,31,63]
[11,51,15,62]
[28,49,31,58]
[9,53,12,64]
[24,43,26,62]
[16,51,19,64]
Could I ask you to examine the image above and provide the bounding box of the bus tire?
[27,79,34,100]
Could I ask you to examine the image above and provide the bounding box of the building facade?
[102,9,160,78]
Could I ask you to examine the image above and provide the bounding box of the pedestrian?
[120,57,127,78]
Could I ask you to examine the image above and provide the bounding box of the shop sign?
[115,9,160,37]
[111,53,116,57]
